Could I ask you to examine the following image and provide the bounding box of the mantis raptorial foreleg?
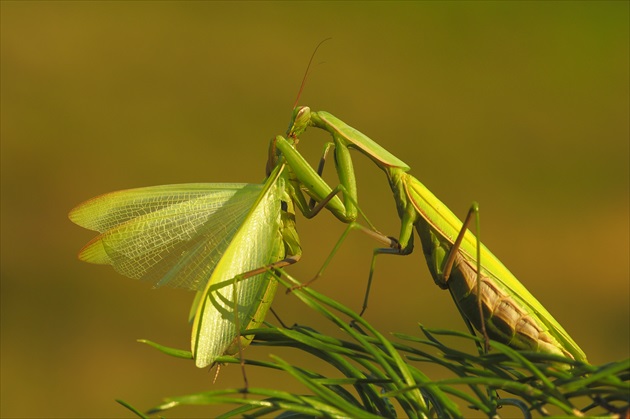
[271,134,401,293]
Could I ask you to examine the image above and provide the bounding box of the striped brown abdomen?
[447,253,573,359]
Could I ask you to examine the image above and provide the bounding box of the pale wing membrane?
[70,183,264,291]
[70,184,247,232]
[193,170,285,367]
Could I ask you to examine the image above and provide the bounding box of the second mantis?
[275,105,588,363]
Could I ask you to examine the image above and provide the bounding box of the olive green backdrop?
[2,1,628,418]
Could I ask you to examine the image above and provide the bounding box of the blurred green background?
[2,1,628,417]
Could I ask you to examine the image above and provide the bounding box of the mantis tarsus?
[283,106,588,363]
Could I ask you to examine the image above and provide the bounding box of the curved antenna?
[292,38,332,109]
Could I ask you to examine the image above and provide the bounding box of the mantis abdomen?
[424,230,573,360]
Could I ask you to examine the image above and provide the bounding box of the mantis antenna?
[292,38,332,109]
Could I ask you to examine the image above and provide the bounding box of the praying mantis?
[281,106,588,363]
[68,129,391,369]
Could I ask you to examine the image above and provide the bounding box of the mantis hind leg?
[441,202,489,353]
[441,202,502,415]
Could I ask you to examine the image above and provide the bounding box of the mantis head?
[287,106,311,139]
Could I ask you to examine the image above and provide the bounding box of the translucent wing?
[69,183,263,291]
[192,166,286,367]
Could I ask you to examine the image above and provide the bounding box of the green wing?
[191,165,286,368]
[405,176,587,362]
[69,183,263,291]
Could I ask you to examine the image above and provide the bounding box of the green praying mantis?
[69,123,392,369]
[280,106,588,363]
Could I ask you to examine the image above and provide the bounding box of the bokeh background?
[2,2,628,417]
